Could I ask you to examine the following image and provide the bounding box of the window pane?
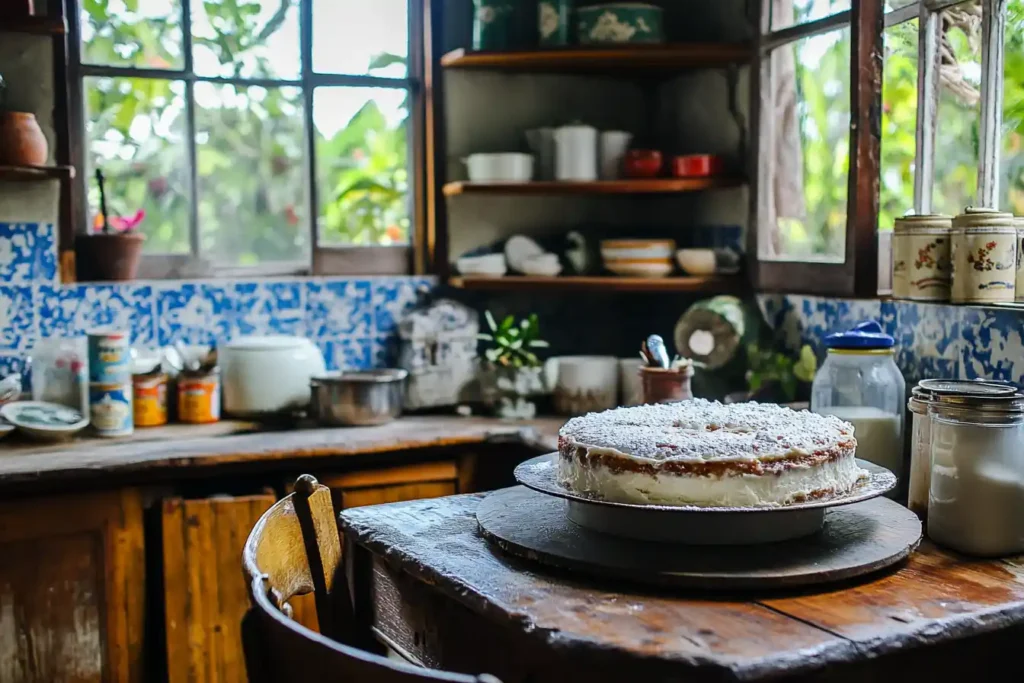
[932,1,981,215]
[191,0,300,80]
[880,19,918,230]
[85,77,190,254]
[80,0,183,69]
[1001,1,1024,213]
[771,0,850,32]
[761,28,851,262]
[315,87,410,246]
[194,83,308,265]
[313,0,408,77]
[884,0,918,11]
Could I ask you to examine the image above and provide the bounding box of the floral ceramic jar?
[577,3,664,44]
[892,214,952,301]
[539,0,572,45]
[951,208,1017,304]
[1016,217,1024,301]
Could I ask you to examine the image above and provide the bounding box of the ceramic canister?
[89,382,134,437]
[87,331,131,383]
[951,208,1017,304]
[892,214,953,301]
[1015,217,1024,301]
[544,355,618,415]
[538,0,571,45]
[554,124,598,181]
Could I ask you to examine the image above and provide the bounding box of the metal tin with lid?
[892,214,953,301]
[951,208,1017,303]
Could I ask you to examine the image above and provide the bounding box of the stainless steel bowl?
[309,369,408,426]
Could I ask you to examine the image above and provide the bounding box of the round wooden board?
[477,486,922,590]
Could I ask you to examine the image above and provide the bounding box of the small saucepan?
[310,369,408,427]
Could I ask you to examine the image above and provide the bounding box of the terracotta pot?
[0,112,48,165]
[75,232,145,282]
[639,365,694,404]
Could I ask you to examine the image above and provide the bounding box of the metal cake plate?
[514,454,896,545]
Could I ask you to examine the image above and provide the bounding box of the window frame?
[65,0,427,280]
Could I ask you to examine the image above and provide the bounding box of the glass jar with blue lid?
[811,321,906,496]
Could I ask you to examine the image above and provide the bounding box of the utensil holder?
[640,365,693,404]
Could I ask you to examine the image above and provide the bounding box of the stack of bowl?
[600,239,676,278]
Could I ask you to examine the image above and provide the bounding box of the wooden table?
[342,492,1024,683]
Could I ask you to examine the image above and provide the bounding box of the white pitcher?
[554,124,598,181]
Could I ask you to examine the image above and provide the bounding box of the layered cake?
[557,399,866,507]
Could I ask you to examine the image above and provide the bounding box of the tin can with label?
[133,372,168,427]
[88,331,132,382]
[178,368,221,424]
[89,382,134,437]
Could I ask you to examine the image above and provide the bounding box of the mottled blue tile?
[234,281,305,336]
[36,284,155,346]
[0,223,56,284]
[0,286,34,351]
[890,301,962,382]
[306,279,373,338]
[785,295,882,358]
[318,337,373,371]
[959,306,1024,383]
[880,300,898,339]
[155,283,234,345]
[371,277,436,335]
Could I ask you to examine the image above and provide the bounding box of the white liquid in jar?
[819,406,904,483]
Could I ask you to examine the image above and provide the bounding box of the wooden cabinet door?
[162,493,275,683]
[0,489,145,683]
[322,461,459,510]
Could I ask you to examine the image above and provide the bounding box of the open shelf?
[448,275,741,293]
[440,44,751,72]
[0,15,66,34]
[0,165,75,182]
[443,177,743,197]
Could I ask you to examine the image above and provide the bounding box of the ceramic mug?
[599,130,633,180]
[618,357,643,406]
[554,124,598,181]
[544,355,618,415]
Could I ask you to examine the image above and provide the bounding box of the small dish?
[504,235,546,273]
[600,239,675,261]
[676,248,717,275]
[673,154,725,178]
[623,150,663,178]
[0,401,90,442]
[456,253,508,277]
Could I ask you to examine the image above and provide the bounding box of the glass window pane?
[85,77,190,254]
[1001,1,1024,213]
[771,0,850,32]
[884,0,918,11]
[191,0,300,80]
[932,1,981,215]
[313,0,408,77]
[80,0,183,69]
[880,18,918,230]
[760,28,851,262]
[315,87,410,246]
[194,83,308,265]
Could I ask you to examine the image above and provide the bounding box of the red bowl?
[624,150,663,178]
[673,154,725,178]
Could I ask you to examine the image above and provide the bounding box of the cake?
[557,399,866,507]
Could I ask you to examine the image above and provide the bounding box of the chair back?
[242,474,500,683]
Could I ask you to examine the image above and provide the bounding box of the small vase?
[538,0,572,46]
[0,112,48,165]
[473,0,515,51]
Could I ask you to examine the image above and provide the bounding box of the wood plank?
[0,164,75,182]
[449,275,742,293]
[325,461,458,490]
[443,177,744,196]
[440,44,751,71]
[341,481,456,510]
[0,15,66,34]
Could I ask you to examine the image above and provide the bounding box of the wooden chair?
[241,474,500,683]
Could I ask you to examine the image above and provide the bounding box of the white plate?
[0,401,90,442]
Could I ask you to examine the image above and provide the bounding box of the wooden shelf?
[440,44,750,72]
[448,275,741,293]
[0,165,75,182]
[0,15,66,35]
[443,177,743,197]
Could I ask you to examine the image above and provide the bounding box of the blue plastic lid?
[825,320,894,350]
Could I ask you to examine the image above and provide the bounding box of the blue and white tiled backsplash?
[0,223,433,380]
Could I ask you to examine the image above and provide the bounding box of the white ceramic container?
[544,355,618,415]
[465,153,534,182]
[554,124,598,181]
[950,208,1016,304]
[599,130,633,180]
[618,357,643,406]
[221,335,327,417]
[456,254,508,277]
[892,214,953,300]
[676,248,717,276]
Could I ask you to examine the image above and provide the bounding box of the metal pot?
[309,369,408,426]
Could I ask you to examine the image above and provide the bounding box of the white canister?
[951,208,1017,303]
[554,124,598,181]
[1015,217,1024,301]
[618,357,643,406]
[544,355,618,415]
[599,130,633,180]
[892,214,952,300]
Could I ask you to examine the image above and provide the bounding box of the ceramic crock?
[892,214,953,301]
[539,0,572,45]
[577,3,664,44]
[544,355,618,415]
[554,123,598,181]
[0,112,48,165]
[951,208,1017,304]
[220,335,327,417]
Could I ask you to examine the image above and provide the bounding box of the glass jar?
[928,392,1024,557]
[811,321,906,497]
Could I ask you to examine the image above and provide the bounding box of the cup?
[544,355,618,415]
[599,131,633,180]
[618,357,643,406]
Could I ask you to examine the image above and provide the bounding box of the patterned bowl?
[577,3,664,44]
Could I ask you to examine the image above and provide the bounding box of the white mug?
[618,357,643,406]
[554,124,598,181]
[600,131,633,180]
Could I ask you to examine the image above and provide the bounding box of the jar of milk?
[811,321,906,497]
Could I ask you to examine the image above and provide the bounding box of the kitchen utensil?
[525,128,556,180]
[544,355,618,415]
[554,124,598,181]
[456,253,508,277]
[623,149,662,178]
[310,369,408,426]
[504,234,546,272]
[676,248,717,275]
[645,334,669,368]
[577,3,664,44]
[220,335,327,418]
[0,401,89,442]
[465,153,534,182]
[672,154,725,178]
[599,130,633,180]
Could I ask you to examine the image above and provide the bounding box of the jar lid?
[894,214,952,231]
[916,379,1017,397]
[919,379,1024,414]
[953,208,1015,228]
[824,320,894,350]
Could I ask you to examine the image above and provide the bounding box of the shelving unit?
[0,15,66,34]
[0,165,75,182]
[443,177,744,197]
[449,275,739,293]
[440,44,750,72]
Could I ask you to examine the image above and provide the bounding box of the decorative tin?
[473,0,515,51]
[398,294,479,410]
[951,208,1017,303]
[87,331,131,383]
[577,3,664,44]
[178,368,221,424]
[539,0,572,45]
[133,372,168,427]
[1016,217,1024,301]
[892,214,953,301]
[89,382,134,437]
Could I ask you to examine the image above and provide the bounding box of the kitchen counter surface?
[0,415,563,491]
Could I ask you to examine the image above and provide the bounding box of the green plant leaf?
[485,310,497,333]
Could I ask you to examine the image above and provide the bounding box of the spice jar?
[927,387,1024,556]
[178,367,221,424]
[811,321,906,497]
[951,208,1017,303]
[892,214,953,300]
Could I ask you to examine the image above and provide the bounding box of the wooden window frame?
[66,0,429,280]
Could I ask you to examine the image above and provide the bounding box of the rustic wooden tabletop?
[342,492,1024,683]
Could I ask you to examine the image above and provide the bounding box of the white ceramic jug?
[554,124,598,181]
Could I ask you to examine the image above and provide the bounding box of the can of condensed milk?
[89,382,134,437]
[88,331,132,383]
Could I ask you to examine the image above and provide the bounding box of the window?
[72,0,419,277]
[1001,1,1024,213]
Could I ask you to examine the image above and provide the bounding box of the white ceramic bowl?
[465,153,534,183]
[600,239,676,261]
[604,261,674,278]
[221,335,327,418]
[521,253,562,277]
[676,248,717,276]
[456,254,508,277]
[504,235,546,272]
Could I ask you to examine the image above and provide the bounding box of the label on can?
[178,372,220,424]
[88,332,131,383]
[89,382,134,437]
[133,373,168,427]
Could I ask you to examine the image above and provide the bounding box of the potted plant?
[477,311,549,419]
[75,169,146,281]
[730,343,817,404]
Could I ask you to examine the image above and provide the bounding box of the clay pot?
[75,232,145,282]
[0,112,48,165]
[639,365,694,404]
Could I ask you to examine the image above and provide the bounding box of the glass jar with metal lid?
[951,207,1017,303]
[892,214,952,301]
[927,381,1024,556]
